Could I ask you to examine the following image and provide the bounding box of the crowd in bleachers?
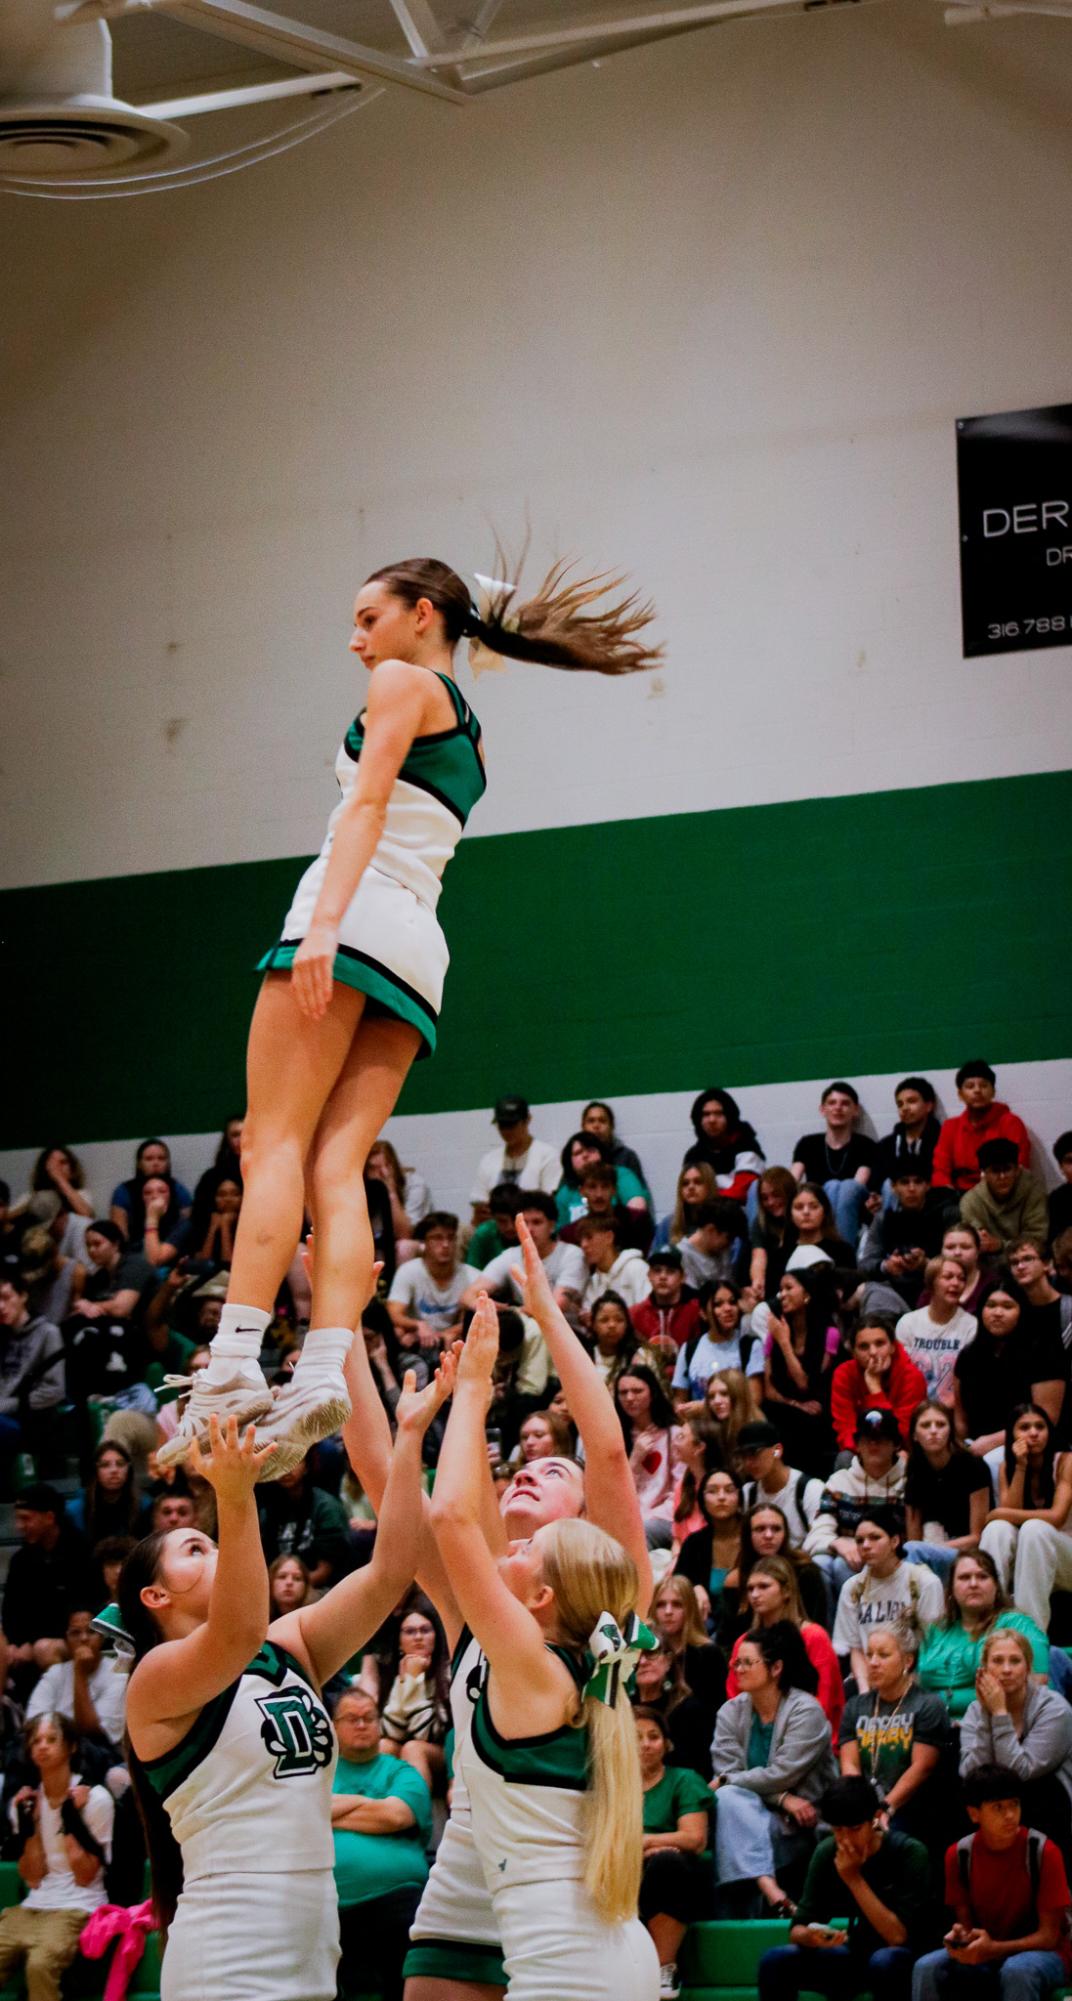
[1,1063,1071,2001]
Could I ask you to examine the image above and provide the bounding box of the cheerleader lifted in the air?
[159,552,658,1474]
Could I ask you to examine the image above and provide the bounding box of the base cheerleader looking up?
[428,1294,659,2001]
[159,554,659,1475]
[337,1217,652,2001]
[122,1360,452,2001]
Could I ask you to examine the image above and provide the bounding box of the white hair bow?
[583,1610,657,1707]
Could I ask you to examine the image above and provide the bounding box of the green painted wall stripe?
[4,769,1070,1147]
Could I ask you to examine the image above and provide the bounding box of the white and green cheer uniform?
[458,1645,658,2001]
[405,1628,507,1987]
[408,1634,657,2000]
[142,1640,339,2001]
[259,671,486,1055]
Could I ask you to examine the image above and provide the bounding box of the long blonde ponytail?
[541,1518,644,1922]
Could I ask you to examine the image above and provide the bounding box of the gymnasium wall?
[3,0,1071,1212]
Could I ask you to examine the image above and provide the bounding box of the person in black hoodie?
[875,1078,943,1188]
[683,1091,766,1207]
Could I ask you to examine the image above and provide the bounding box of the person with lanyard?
[838,1625,948,1840]
[339,1217,653,2001]
[158,554,658,1473]
[120,1353,451,2001]
[430,1292,660,2001]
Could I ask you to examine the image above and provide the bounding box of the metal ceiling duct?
[0,0,186,179]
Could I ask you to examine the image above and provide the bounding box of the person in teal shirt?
[331,1686,433,2001]
[916,1548,1049,1720]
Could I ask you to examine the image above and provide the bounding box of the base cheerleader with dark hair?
[122,1363,451,2000]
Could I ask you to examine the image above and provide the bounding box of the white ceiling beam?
[137,67,357,112]
[60,0,468,98]
[459,23,708,89]
[945,1,1072,14]
[386,0,469,91]
[413,0,815,66]
[444,0,820,72]
[387,0,444,57]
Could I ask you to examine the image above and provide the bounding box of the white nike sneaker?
[155,1366,275,1472]
[258,1368,352,1475]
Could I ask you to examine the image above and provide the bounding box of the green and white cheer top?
[142,1642,337,1881]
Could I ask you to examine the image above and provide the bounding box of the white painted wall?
[3,0,1072,889]
[4,1058,1068,1228]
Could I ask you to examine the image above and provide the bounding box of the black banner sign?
[956,402,1072,657]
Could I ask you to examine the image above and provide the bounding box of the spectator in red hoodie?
[932,1062,1031,1197]
[632,1247,701,1354]
[831,1317,927,1455]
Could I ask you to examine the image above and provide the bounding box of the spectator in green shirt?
[635,1704,713,1998]
[916,1550,1049,1721]
[331,1686,432,2001]
[758,1776,930,2001]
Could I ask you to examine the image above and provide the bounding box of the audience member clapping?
[1,1712,114,1992]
